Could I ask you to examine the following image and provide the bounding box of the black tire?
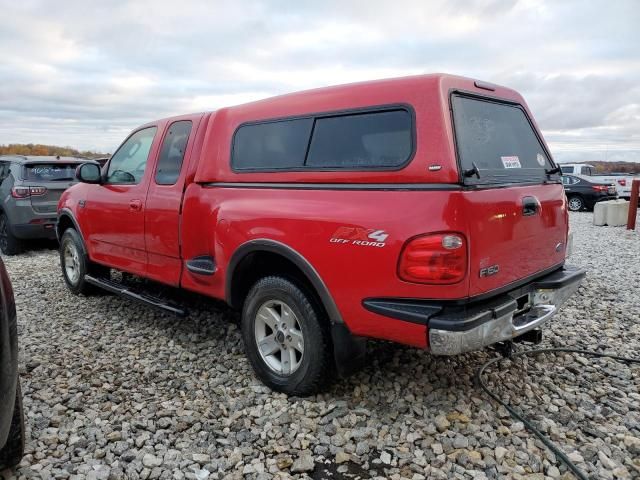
[0,214,21,256]
[59,229,107,295]
[567,196,584,212]
[0,380,25,470]
[241,276,333,396]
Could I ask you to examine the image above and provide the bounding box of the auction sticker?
[536,153,546,166]
[501,156,521,168]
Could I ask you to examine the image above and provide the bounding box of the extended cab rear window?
[451,94,555,185]
[24,164,78,181]
[231,107,413,171]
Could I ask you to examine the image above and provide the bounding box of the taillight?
[592,185,608,192]
[618,179,626,186]
[10,187,30,198]
[10,186,47,198]
[398,233,467,284]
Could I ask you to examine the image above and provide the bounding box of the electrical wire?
[476,347,640,480]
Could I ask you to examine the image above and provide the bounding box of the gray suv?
[0,156,96,255]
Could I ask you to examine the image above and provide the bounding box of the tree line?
[0,143,110,159]
[591,161,640,174]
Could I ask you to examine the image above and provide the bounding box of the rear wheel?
[59,229,107,295]
[0,380,25,469]
[567,196,584,212]
[241,276,332,396]
[0,214,21,256]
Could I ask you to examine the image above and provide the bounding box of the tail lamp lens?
[398,233,467,284]
[592,185,608,192]
[10,187,30,198]
[10,186,47,198]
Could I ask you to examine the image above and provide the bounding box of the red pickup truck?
[57,74,585,395]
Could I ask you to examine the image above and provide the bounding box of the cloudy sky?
[1,0,639,162]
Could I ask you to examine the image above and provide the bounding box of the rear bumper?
[12,221,57,240]
[363,265,586,355]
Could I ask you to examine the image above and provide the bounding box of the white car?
[559,163,636,200]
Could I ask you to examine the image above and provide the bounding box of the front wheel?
[241,276,333,396]
[567,196,584,212]
[59,229,105,295]
[0,380,25,469]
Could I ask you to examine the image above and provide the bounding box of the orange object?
[627,179,639,230]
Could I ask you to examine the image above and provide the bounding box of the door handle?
[129,199,142,211]
[522,196,539,216]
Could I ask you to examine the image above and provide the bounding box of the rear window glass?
[452,95,555,185]
[306,110,412,168]
[24,164,79,181]
[232,118,313,170]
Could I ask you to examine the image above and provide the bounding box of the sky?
[0,0,639,163]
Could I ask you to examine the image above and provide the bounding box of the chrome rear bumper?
[428,266,585,355]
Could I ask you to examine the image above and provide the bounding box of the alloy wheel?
[568,197,583,211]
[63,241,81,285]
[254,300,305,375]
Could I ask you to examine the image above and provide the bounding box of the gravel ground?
[1,212,639,480]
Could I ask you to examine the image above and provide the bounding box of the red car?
[0,257,24,470]
[57,74,585,395]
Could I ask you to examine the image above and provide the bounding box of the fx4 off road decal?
[330,226,389,248]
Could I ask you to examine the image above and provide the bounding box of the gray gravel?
[1,211,639,479]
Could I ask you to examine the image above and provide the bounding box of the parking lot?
[2,212,639,480]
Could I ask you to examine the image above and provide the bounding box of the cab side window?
[155,121,192,185]
[106,127,157,184]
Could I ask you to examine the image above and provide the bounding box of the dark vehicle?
[0,258,24,469]
[0,156,98,255]
[562,174,617,211]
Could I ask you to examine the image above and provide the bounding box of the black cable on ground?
[476,347,640,480]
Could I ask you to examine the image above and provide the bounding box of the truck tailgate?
[464,183,567,297]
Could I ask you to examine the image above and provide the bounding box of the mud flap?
[331,323,367,378]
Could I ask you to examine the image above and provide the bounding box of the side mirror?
[76,163,102,184]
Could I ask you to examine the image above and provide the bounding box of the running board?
[84,275,188,317]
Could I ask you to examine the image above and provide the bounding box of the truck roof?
[146,73,522,126]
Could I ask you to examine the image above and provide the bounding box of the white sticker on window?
[536,153,546,166]
[501,156,521,169]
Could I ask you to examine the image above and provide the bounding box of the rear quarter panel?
[180,185,472,348]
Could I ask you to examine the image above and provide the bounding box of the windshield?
[24,163,79,181]
[451,94,558,185]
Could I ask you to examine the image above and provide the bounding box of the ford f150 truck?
[57,74,585,395]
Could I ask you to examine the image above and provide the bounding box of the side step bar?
[85,275,188,317]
